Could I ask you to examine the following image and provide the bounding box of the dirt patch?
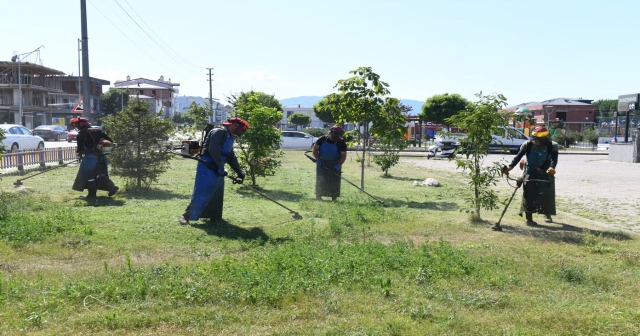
[408,154,640,233]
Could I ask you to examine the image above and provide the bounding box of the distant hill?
[279,96,424,116]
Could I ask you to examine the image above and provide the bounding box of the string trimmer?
[491,166,552,232]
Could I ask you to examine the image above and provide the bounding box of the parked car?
[279,131,318,149]
[33,125,69,141]
[0,124,45,151]
[66,129,78,142]
[435,126,529,153]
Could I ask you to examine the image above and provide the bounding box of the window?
[287,111,294,118]
[556,111,567,121]
[63,98,69,104]
[152,90,156,96]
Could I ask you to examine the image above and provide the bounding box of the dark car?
[66,129,78,142]
[33,125,69,141]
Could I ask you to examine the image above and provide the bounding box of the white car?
[279,131,318,149]
[0,124,45,151]
[435,126,529,153]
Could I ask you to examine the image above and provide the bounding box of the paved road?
[45,140,75,149]
[410,153,640,233]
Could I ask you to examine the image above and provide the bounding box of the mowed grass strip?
[0,151,638,334]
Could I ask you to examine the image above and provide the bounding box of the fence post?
[39,148,46,167]
[17,149,24,172]
[58,147,64,165]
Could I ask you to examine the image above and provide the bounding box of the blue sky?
[2,0,638,106]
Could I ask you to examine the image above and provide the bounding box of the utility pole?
[80,0,92,122]
[206,68,214,124]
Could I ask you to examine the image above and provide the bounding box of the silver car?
[0,124,45,151]
[279,131,318,149]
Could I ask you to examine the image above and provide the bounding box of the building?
[0,61,65,129]
[279,105,324,130]
[177,95,233,124]
[503,98,598,132]
[114,76,180,119]
[48,76,110,127]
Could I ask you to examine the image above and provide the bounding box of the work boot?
[179,212,189,225]
[525,212,537,226]
[544,215,553,223]
[331,197,337,201]
[87,189,97,198]
[108,186,119,197]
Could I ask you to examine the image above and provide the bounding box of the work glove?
[316,160,323,167]
[334,165,342,172]
[502,165,511,175]
[519,159,526,170]
[547,167,556,176]
[237,172,246,184]
[217,168,227,177]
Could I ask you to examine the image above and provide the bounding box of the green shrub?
[304,127,327,137]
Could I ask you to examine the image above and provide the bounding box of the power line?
[112,0,202,75]
[122,0,204,70]
[88,0,189,77]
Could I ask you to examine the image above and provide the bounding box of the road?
[410,153,640,233]
[45,140,75,149]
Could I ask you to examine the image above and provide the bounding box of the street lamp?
[544,106,554,128]
[11,45,45,126]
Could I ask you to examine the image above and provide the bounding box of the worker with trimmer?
[502,126,559,226]
[179,118,249,225]
[312,126,347,201]
[70,117,119,198]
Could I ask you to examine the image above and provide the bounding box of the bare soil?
[409,153,640,233]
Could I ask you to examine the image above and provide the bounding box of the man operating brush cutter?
[312,126,347,201]
[500,126,559,227]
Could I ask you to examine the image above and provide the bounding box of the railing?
[1,147,77,172]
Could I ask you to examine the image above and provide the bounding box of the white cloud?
[238,71,281,82]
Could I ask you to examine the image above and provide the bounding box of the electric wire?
[122,0,204,70]
[88,0,192,78]
[112,0,202,75]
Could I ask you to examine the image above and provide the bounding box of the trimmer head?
[291,212,303,220]
[13,180,24,186]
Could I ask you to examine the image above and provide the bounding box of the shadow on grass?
[75,196,126,207]
[487,221,633,244]
[191,219,293,244]
[119,188,189,200]
[382,176,429,182]
[234,186,305,203]
[382,198,459,211]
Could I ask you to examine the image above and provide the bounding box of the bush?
[304,127,326,137]
[552,130,577,147]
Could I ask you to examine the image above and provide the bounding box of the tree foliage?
[313,93,343,124]
[593,99,618,117]
[288,113,311,127]
[99,88,130,119]
[446,92,509,220]
[419,93,469,126]
[233,95,283,186]
[226,90,283,113]
[0,128,5,153]
[102,98,175,189]
[331,67,402,189]
[371,99,410,176]
[184,102,209,130]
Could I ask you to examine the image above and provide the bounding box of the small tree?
[313,93,342,124]
[332,67,400,189]
[234,95,283,186]
[102,98,175,189]
[184,102,209,130]
[288,113,311,129]
[371,99,409,176]
[446,92,509,220]
[0,128,5,153]
[99,88,130,118]
[226,90,283,113]
[583,126,599,146]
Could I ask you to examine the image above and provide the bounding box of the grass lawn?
[0,151,639,335]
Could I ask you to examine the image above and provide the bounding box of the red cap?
[223,117,249,131]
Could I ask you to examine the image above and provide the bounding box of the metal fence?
[1,147,77,172]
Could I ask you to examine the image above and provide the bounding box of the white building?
[114,75,179,118]
[279,105,325,130]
